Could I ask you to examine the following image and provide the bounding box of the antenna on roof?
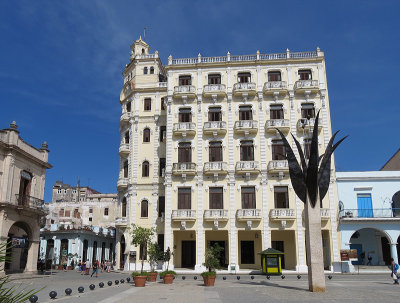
[143,27,146,40]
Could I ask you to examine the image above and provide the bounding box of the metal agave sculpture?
[276,111,347,208]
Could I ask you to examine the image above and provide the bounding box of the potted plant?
[147,242,162,282]
[201,243,223,286]
[130,224,155,287]
[160,247,176,284]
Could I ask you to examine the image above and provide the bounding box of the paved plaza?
[6,271,400,303]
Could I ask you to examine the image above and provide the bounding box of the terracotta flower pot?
[57,265,63,270]
[203,275,216,287]
[163,274,174,284]
[134,276,147,287]
[148,272,158,282]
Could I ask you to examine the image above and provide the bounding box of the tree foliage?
[203,243,223,273]
[129,224,155,273]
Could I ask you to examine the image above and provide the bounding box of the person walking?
[81,261,86,275]
[391,258,399,284]
[85,260,91,275]
[106,260,111,273]
[91,260,98,278]
[100,260,105,273]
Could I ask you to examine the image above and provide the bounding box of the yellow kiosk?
[259,248,284,276]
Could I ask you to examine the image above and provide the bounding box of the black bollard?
[328,275,333,280]
[115,280,119,285]
[89,284,95,290]
[194,276,197,280]
[120,279,125,284]
[49,291,57,299]
[78,286,84,293]
[251,276,254,280]
[29,295,38,303]
[281,275,285,279]
[126,277,131,282]
[182,276,186,280]
[65,288,72,295]
[223,276,226,280]
[107,281,112,286]
[99,282,104,288]
[266,275,270,280]
[237,276,240,280]
[297,275,301,279]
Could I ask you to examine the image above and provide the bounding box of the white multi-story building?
[115,37,341,273]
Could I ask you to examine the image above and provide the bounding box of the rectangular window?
[74,208,80,218]
[179,108,192,122]
[178,142,192,162]
[158,197,165,218]
[272,140,285,160]
[89,217,93,222]
[178,188,191,209]
[89,208,93,213]
[274,186,289,208]
[144,98,151,111]
[240,141,254,161]
[238,72,251,83]
[160,126,166,142]
[241,187,256,209]
[268,71,281,82]
[301,103,315,119]
[179,75,191,86]
[208,74,221,84]
[209,141,222,162]
[209,187,223,209]
[161,97,166,110]
[159,158,166,176]
[304,139,312,159]
[239,106,252,120]
[270,104,284,119]
[65,210,70,217]
[298,69,312,80]
[59,208,65,217]
[208,107,222,121]
[104,208,109,216]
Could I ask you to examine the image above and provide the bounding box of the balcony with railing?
[234,120,258,135]
[296,118,323,133]
[269,208,296,220]
[173,85,196,98]
[118,143,130,156]
[203,84,226,97]
[294,80,319,93]
[203,121,227,136]
[265,119,290,134]
[172,209,196,221]
[233,82,257,96]
[339,208,400,220]
[204,209,228,221]
[236,209,262,221]
[263,81,288,94]
[13,194,45,211]
[117,178,129,189]
[120,112,132,124]
[267,160,289,173]
[203,161,228,175]
[235,161,259,174]
[172,162,197,175]
[173,122,196,136]
[115,217,128,227]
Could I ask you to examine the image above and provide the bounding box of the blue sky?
[1,1,399,201]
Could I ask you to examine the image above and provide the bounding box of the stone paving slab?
[5,271,400,303]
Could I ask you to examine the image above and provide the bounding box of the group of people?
[77,259,113,277]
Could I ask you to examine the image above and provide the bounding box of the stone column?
[25,240,40,273]
[390,243,398,263]
[304,192,326,292]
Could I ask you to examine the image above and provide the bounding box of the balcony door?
[178,188,191,209]
[357,194,373,217]
[178,142,191,163]
[241,187,256,209]
[270,105,284,119]
[240,141,254,161]
[272,140,285,160]
[209,187,223,209]
[208,107,222,121]
[18,171,32,205]
[179,108,192,122]
[209,141,222,162]
[239,106,252,120]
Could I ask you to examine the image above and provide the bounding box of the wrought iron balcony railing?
[15,194,44,210]
[339,208,400,219]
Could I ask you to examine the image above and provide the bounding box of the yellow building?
[116,37,340,273]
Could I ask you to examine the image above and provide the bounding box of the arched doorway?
[82,240,88,262]
[120,235,126,270]
[350,228,391,265]
[6,222,32,273]
[392,191,400,217]
[92,241,98,264]
[46,239,54,269]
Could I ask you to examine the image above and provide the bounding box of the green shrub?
[131,271,149,277]
[200,271,216,277]
[160,270,177,277]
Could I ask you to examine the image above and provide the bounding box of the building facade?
[0,121,51,274]
[39,182,117,267]
[337,171,400,271]
[116,38,341,273]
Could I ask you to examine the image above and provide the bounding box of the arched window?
[126,102,131,112]
[143,128,150,142]
[150,67,154,74]
[122,197,127,217]
[141,200,149,217]
[141,48,145,54]
[142,161,149,177]
[123,160,128,178]
[124,132,130,144]
[144,67,148,75]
